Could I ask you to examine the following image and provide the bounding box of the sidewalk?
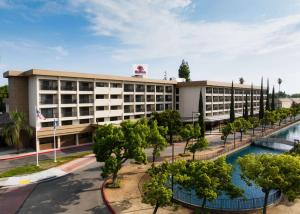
[0,154,96,188]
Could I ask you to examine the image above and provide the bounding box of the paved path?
[18,162,109,214]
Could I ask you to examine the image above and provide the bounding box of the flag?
[36,108,46,120]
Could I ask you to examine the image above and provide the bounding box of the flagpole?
[53,117,57,163]
[35,107,39,166]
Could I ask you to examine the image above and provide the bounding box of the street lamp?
[192,111,200,126]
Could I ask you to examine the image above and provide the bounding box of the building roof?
[177,80,262,90]
[278,98,300,104]
[3,69,177,85]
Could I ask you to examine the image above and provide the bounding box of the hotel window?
[176,88,179,94]
[96,82,109,87]
[213,88,219,94]
[110,105,121,110]
[124,84,134,92]
[165,86,173,93]
[79,82,93,91]
[156,86,164,93]
[136,84,145,92]
[62,120,72,126]
[96,106,108,111]
[96,94,107,99]
[111,83,122,88]
[206,87,212,93]
[110,116,119,121]
[176,104,179,110]
[41,122,53,128]
[147,85,155,92]
[176,96,179,102]
[40,79,58,90]
[80,119,90,124]
[61,81,77,91]
[110,94,121,99]
[96,118,105,123]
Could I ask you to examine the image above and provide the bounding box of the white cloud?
[0,0,11,9]
[70,0,300,61]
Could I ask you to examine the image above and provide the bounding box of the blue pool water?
[270,123,300,142]
[173,145,282,209]
[224,146,281,199]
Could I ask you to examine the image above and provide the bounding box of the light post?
[192,111,200,126]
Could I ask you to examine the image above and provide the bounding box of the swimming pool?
[173,145,282,210]
[270,122,300,142]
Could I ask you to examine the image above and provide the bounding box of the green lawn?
[0,152,92,178]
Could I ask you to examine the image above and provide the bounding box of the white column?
[57,136,61,148]
[76,134,79,145]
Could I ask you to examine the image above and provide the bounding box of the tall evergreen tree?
[271,86,276,111]
[265,79,270,111]
[244,93,249,120]
[259,77,265,119]
[178,59,191,82]
[198,90,205,137]
[250,84,254,117]
[230,81,235,123]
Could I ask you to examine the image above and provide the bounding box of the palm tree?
[1,111,32,153]
[277,78,282,92]
[239,77,245,85]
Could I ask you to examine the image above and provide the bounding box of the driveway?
[18,162,109,214]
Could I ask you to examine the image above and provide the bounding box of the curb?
[101,179,116,214]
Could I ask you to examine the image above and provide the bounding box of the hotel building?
[3,69,265,150]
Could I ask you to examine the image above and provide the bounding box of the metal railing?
[173,188,281,210]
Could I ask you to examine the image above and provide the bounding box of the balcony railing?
[80,110,94,116]
[40,99,58,105]
[61,85,77,91]
[61,111,77,117]
[61,98,77,104]
[79,85,94,91]
[79,98,94,104]
[40,85,58,91]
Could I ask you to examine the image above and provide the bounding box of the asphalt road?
[18,161,110,214]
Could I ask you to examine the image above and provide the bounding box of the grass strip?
[0,151,92,178]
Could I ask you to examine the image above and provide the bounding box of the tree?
[180,123,200,154]
[151,110,182,146]
[239,77,245,84]
[1,111,32,153]
[266,79,270,111]
[0,85,8,113]
[198,89,205,137]
[178,59,191,82]
[148,120,168,165]
[259,77,265,119]
[143,163,173,214]
[221,123,234,147]
[230,81,235,123]
[244,93,249,120]
[278,78,282,92]
[250,84,254,117]
[93,119,150,186]
[271,86,275,111]
[291,102,300,121]
[248,117,260,136]
[238,154,300,214]
[187,137,208,161]
[172,157,243,209]
[233,118,251,143]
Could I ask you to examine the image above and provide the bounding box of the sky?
[0,0,300,93]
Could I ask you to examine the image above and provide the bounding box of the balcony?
[124,84,134,92]
[80,110,94,116]
[156,95,164,102]
[61,98,77,104]
[135,95,145,103]
[147,95,155,102]
[79,82,94,91]
[61,81,77,91]
[147,85,155,92]
[165,95,172,102]
[156,104,164,111]
[124,105,134,113]
[61,109,77,117]
[124,95,134,103]
[156,86,164,93]
[165,86,173,93]
[136,85,145,93]
[136,105,145,112]
[40,95,58,105]
[41,108,58,118]
[146,104,155,112]
[39,80,58,91]
[79,95,94,104]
